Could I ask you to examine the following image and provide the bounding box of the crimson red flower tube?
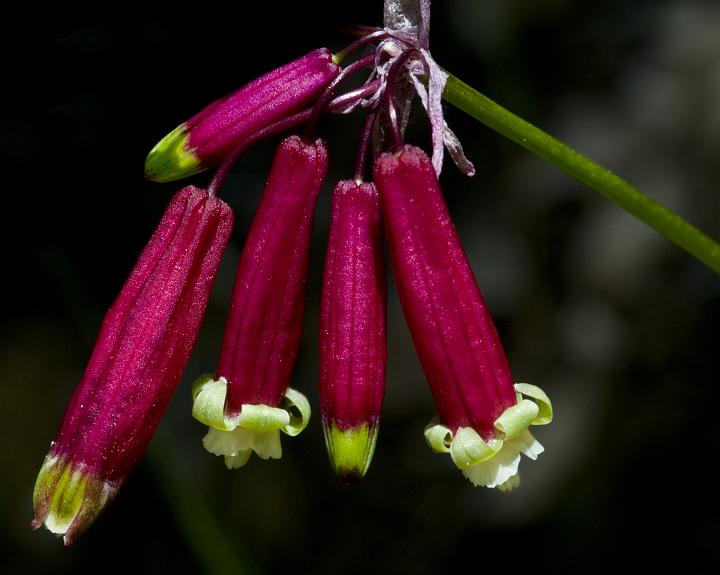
[145,49,339,183]
[374,145,552,491]
[192,135,327,468]
[32,187,233,543]
[320,181,386,483]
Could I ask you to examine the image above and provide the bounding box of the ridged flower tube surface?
[33,187,233,543]
[320,181,386,483]
[192,135,327,468]
[374,145,552,491]
[145,49,339,182]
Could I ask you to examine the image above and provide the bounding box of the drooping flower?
[320,180,386,483]
[145,49,340,183]
[374,145,552,491]
[33,187,233,543]
[192,135,327,468]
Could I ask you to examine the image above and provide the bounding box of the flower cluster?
[33,0,552,544]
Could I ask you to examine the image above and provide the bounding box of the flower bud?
[193,135,327,468]
[33,187,233,543]
[320,181,386,483]
[374,145,552,490]
[145,49,339,182]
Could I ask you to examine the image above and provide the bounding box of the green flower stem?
[147,431,261,575]
[443,73,720,276]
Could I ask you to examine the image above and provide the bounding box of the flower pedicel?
[33,187,233,543]
[374,145,552,491]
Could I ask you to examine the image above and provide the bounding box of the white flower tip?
[199,388,311,469]
[522,435,545,461]
[498,474,521,492]
[202,427,236,456]
[202,425,284,467]
[224,451,252,470]
[249,428,283,460]
[461,430,542,489]
[426,415,546,490]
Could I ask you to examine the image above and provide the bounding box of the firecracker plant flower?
[374,145,552,491]
[32,186,233,543]
[320,180,386,483]
[192,135,327,468]
[145,48,340,182]
[38,0,720,546]
[141,0,553,488]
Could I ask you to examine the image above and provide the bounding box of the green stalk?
[443,73,720,276]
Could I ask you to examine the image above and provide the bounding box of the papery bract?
[193,135,328,468]
[320,180,386,482]
[145,49,339,182]
[33,186,233,543]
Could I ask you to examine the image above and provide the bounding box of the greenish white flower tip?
[192,374,311,469]
[322,423,379,484]
[144,124,202,183]
[32,454,117,545]
[424,383,552,491]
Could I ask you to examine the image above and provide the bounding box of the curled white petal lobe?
[423,384,552,490]
[192,375,310,469]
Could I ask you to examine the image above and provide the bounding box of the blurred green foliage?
[2,1,719,573]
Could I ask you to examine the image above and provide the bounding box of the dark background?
[2,1,719,573]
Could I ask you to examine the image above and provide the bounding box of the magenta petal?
[374,146,516,439]
[188,49,338,165]
[319,180,386,481]
[145,49,339,182]
[34,186,233,541]
[218,135,328,414]
[320,180,386,430]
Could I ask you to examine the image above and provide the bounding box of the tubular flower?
[320,181,386,483]
[32,187,233,543]
[144,49,339,182]
[192,135,328,468]
[374,145,552,491]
